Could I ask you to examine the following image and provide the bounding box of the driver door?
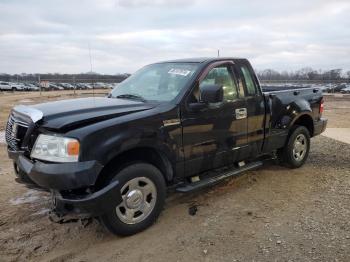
[181,61,248,177]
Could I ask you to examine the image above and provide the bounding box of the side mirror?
[269,93,276,99]
[200,84,224,104]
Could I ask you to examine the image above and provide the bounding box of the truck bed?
[261,85,323,153]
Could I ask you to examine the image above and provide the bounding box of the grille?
[5,115,29,151]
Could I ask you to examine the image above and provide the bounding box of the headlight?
[31,134,80,162]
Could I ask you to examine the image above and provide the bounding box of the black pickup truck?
[6,58,327,235]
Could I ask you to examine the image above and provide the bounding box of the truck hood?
[31,97,156,131]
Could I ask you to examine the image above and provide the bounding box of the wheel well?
[293,114,314,136]
[95,147,174,189]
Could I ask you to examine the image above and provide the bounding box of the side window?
[240,66,257,96]
[199,66,238,102]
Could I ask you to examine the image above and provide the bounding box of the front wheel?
[100,163,166,236]
[279,125,310,168]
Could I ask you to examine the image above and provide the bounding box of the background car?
[327,83,347,93]
[94,82,106,89]
[0,81,12,91]
[319,85,330,92]
[106,83,115,89]
[59,83,75,90]
[340,85,350,94]
[25,83,40,91]
[48,83,64,90]
[76,83,86,90]
[84,83,93,89]
[10,83,26,91]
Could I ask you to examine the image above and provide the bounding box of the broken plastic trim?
[49,210,92,227]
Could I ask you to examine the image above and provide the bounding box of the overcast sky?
[0,0,349,74]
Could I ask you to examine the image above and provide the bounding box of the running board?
[176,161,263,193]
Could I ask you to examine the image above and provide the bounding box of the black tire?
[279,125,310,168]
[100,163,166,236]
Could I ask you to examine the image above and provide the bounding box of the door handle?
[235,108,247,119]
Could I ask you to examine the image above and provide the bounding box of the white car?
[106,83,115,89]
[0,82,12,91]
[26,83,40,91]
[10,83,26,91]
[94,82,106,89]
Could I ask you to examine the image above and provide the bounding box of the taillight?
[320,99,324,114]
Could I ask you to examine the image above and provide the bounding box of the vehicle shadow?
[164,159,289,209]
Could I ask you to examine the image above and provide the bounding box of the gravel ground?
[323,128,350,144]
[0,92,349,262]
[0,131,5,144]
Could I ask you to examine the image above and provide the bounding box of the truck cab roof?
[156,57,249,64]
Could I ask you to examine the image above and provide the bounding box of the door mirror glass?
[200,84,224,103]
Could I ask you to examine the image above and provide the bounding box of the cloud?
[117,0,195,8]
[0,0,349,74]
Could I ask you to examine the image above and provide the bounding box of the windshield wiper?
[115,94,147,102]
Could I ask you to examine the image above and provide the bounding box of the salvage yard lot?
[0,91,349,261]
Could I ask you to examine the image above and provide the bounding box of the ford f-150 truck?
[6,58,327,235]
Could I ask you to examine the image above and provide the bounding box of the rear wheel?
[279,125,310,168]
[100,163,166,236]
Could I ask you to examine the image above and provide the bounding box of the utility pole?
[38,75,41,96]
[88,42,95,97]
[217,49,220,57]
[73,75,76,96]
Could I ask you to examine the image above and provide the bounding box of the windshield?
[110,62,199,102]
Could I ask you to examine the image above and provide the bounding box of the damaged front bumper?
[51,180,122,217]
[8,150,103,190]
[8,150,123,218]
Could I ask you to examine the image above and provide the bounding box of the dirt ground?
[0,92,349,262]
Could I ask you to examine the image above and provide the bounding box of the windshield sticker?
[168,68,192,76]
